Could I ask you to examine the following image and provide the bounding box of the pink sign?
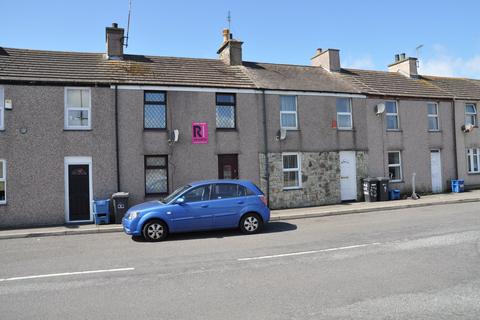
[192,122,208,144]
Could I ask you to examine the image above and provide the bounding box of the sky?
[2,0,480,78]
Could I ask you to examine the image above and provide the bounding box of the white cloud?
[418,45,480,79]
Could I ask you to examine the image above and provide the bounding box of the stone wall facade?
[356,151,368,200]
[259,152,342,209]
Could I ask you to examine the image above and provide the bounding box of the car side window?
[183,185,210,203]
[211,184,239,200]
[238,185,256,197]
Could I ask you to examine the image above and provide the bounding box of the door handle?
[237,201,244,204]
[201,205,209,208]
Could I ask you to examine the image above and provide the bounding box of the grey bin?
[377,177,390,201]
[112,192,130,224]
[362,178,378,202]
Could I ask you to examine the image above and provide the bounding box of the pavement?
[1,189,479,240]
[1,202,479,319]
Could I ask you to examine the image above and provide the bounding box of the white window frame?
[386,100,399,130]
[0,159,6,204]
[388,151,403,182]
[467,148,480,173]
[0,86,4,131]
[64,87,92,130]
[336,98,353,130]
[427,102,440,131]
[465,103,477,127]
[282,152,302,190]
[280,95,298,130]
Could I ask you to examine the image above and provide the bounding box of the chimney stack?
[105,23,124,60]
[217,28,243,66]
[388,53,418,78]
[311,48,341,72]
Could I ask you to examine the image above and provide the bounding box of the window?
[211,183,239,200]
[183,185,211,203]
[144,91,166,129]
[216,93,236,129]
[282,153,301,189]
[467,148,480,173]
[145,156,168,195]
[388,151,402,182]
[427,102,439,131]
[0,160,6,204]
[386,101,399,130]
[336,98,353,129]
[465,103,477,126]
[65,88,91,129]
[0,86,4,130]
[280,96,298,130]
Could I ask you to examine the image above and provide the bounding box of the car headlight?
[128,211,139,220]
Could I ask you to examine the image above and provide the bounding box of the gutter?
[115,85,121,191]
[261,89,270,206]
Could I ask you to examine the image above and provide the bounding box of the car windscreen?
[163,185,191,204]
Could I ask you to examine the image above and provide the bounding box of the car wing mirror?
[175,197,185,205]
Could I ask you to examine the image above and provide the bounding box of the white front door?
[430,150,443,193]
[340,151,357,201]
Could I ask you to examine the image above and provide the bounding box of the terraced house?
[0,23,478,228]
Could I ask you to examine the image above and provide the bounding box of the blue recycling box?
[389,189,401,200]
[93,199,110,224]
[451,180,464,193]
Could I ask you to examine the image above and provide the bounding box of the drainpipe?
[115,85,121,192]
[452,97,459,179]
[261,89,270,206]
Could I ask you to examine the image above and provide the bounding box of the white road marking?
[237,243,381,261]
[0,267,135,282]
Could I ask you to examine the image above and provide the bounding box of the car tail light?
[259,195,268,206]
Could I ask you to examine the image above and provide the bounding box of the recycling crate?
[451,179,465,193]
[389,189,401,200]
[93,199,110,224]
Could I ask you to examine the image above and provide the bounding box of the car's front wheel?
[142,219,168,242]
[240,213,263,234]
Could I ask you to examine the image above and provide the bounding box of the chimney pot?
[395,54,400,62]
[112,22,118,28]
[400,53,406,60]
[222,29,230,43]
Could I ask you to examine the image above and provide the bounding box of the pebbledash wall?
[0,84,117,228]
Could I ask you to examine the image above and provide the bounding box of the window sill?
[467,172,480,175]
[428,130,442,133]
[281,128,299,131]
[386,129,402,132]
[337,128,354,131]
[64,128,92,132]
[216,128,237,131]
[144,128,167,131]
[389,180,404,183]
[283,187,302,191]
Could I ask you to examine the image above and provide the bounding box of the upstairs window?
[65,88,91,130]
[467,148,480,173]
[465,103,477,127]
[427,102,439,131]
[145,156,168,195]
[280,96,298,130]
[336,98,353,129]
[386,101,399,130]
[0,160,6,204]
[388,151,403,182]
[282,153,301,189]
[216,93,236,129]
[144,91,166,129]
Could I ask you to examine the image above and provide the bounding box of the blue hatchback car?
[122,180,270,241]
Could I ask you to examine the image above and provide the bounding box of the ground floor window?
[145,156,168,195]
[282,153,301,189]
[388,151,402,182]
[467,148,480,173]
[0,159,5,203]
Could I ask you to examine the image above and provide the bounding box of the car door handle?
[201,205,209,208]
[237,201,244,204]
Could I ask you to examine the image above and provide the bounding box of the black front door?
[68,164,90,221]
[218,154,239,179]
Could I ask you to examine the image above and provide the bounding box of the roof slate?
[421,75,480,100]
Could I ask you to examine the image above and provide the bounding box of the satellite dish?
[375,103,386,115]
[276,128,287,141]
[168,129,179,143]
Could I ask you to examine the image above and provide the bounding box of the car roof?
[189,179,255,187]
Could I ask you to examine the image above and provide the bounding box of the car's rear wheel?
[142,219,168,242]
[240,213,263,234]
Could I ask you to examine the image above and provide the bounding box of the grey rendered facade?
[1,24,479,228]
